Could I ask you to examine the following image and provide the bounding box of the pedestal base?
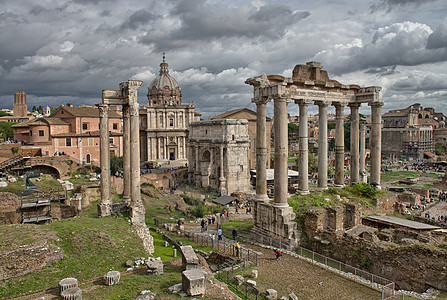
[251,201,300,250]
[97,203,111,217]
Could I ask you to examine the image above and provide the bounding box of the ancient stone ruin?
[99,80,154,253]
[246,62,382,249]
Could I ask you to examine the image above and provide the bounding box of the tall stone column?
[129,100,145,225]
[334,103,345,186]
[98,104,111,216]
[369,102,383,187]
[316,101,329,190]
[219,144,227,195]
[359,123,366,183]
[273,96,290,206]
[122,104,131,205]
[297,99,310,194]
[349,103,361,184]
[255,98,270,202]
[194,144,200,185]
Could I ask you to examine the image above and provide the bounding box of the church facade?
[139,56,200,163]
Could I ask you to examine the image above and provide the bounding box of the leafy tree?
[32,105,37,112]
[308,153,318,173]
[110,156,123,175]
[38,105,44,114]
[0,111,11,117]
[288,123,299,133]
[0,121,16,140]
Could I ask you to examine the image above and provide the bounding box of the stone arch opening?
[30,164,61,179]
[86,153,91,164]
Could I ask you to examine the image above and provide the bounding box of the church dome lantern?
[148,54,182,107]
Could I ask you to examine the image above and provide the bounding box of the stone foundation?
[133,224,154,254]
[251,201,299,250]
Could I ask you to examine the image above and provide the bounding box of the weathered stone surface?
[60,287,82,300]
[136,290,156,300]
[266,289,277,300]
[251,269,258,278]
[246,279,256,287]
[104,270,120,286]
[125,259,133,267]
[289,292,298,300]
[0,192,19,225]
[146,257,163,275]
[182,269,206,296]
[235,275,244,286]
[180,245,199,270]
[59,278,78,294]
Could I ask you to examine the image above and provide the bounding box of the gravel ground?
[242,243,382,300]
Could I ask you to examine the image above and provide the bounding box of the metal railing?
[216,268,267,300]
[294,246,394,295]
[154,217,259,265]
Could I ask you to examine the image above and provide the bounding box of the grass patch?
[0,215,149,298]
[220,219,253,233]
[81,268,183,299]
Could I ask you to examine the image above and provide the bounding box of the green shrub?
[190,204,206,218]
[360,257,372,269]
[349,183,378,199]
[11,146,19,154]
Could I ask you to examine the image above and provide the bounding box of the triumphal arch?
[246,62,382,248]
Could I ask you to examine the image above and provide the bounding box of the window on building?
[113,123,118,130]
[39,130,44,136]
[169,118,174,126]
[82,123,88,130]
[109,138,113,144]
[29,130,32,136]
[86,154,91,164]
[66,138,71,147]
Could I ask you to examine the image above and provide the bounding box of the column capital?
[294,99,312,106]
[333,101,347,109]
[97,104,108,117]
[252,96,271,105]
[348,102,361,108]
[314,100,330,107]
[129,102,139,116]
[368,101,384,107]
[273,94,292,103]
[122,104,130,118]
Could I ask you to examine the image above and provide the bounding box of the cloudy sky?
[0,0,446,118]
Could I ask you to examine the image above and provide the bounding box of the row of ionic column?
[254,98,383,204]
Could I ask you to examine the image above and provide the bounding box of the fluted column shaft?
[349,103,361,184]
[274,96,289,206]
[360,123,366,183]
[255,99,269,202]
[122,104,131,205]
[297,100,310,194]
[98,104,111,216]
[316,101,328,189]
[129,101,145,224]
[334,103,345,186]
[370,102,383,187]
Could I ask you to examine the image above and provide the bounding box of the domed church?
[140,55,200,163]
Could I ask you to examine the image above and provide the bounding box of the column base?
[298,190,310,195]
[122,196,131,206]
[251,201,300,250]
[316,186,328,192]
[334,184,345,188]
[97,203,112,217]
[129,204,146,225]
[255,194,270,203]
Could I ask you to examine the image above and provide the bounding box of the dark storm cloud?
[427,19,447,49]
[370,0,438,12]
[365,65,398,76]
[140,1,310,51]
[391,73,447,91]
[120,9,158,30]
[315,21,447,75]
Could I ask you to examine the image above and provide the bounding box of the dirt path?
[189,216,382,300]
[249,243,381,300]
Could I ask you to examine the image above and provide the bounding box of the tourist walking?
[232,228,237,240]
[218,227,223,240]
[235,241,240,257]
[274,249,282,261]
[210,233,215,248]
